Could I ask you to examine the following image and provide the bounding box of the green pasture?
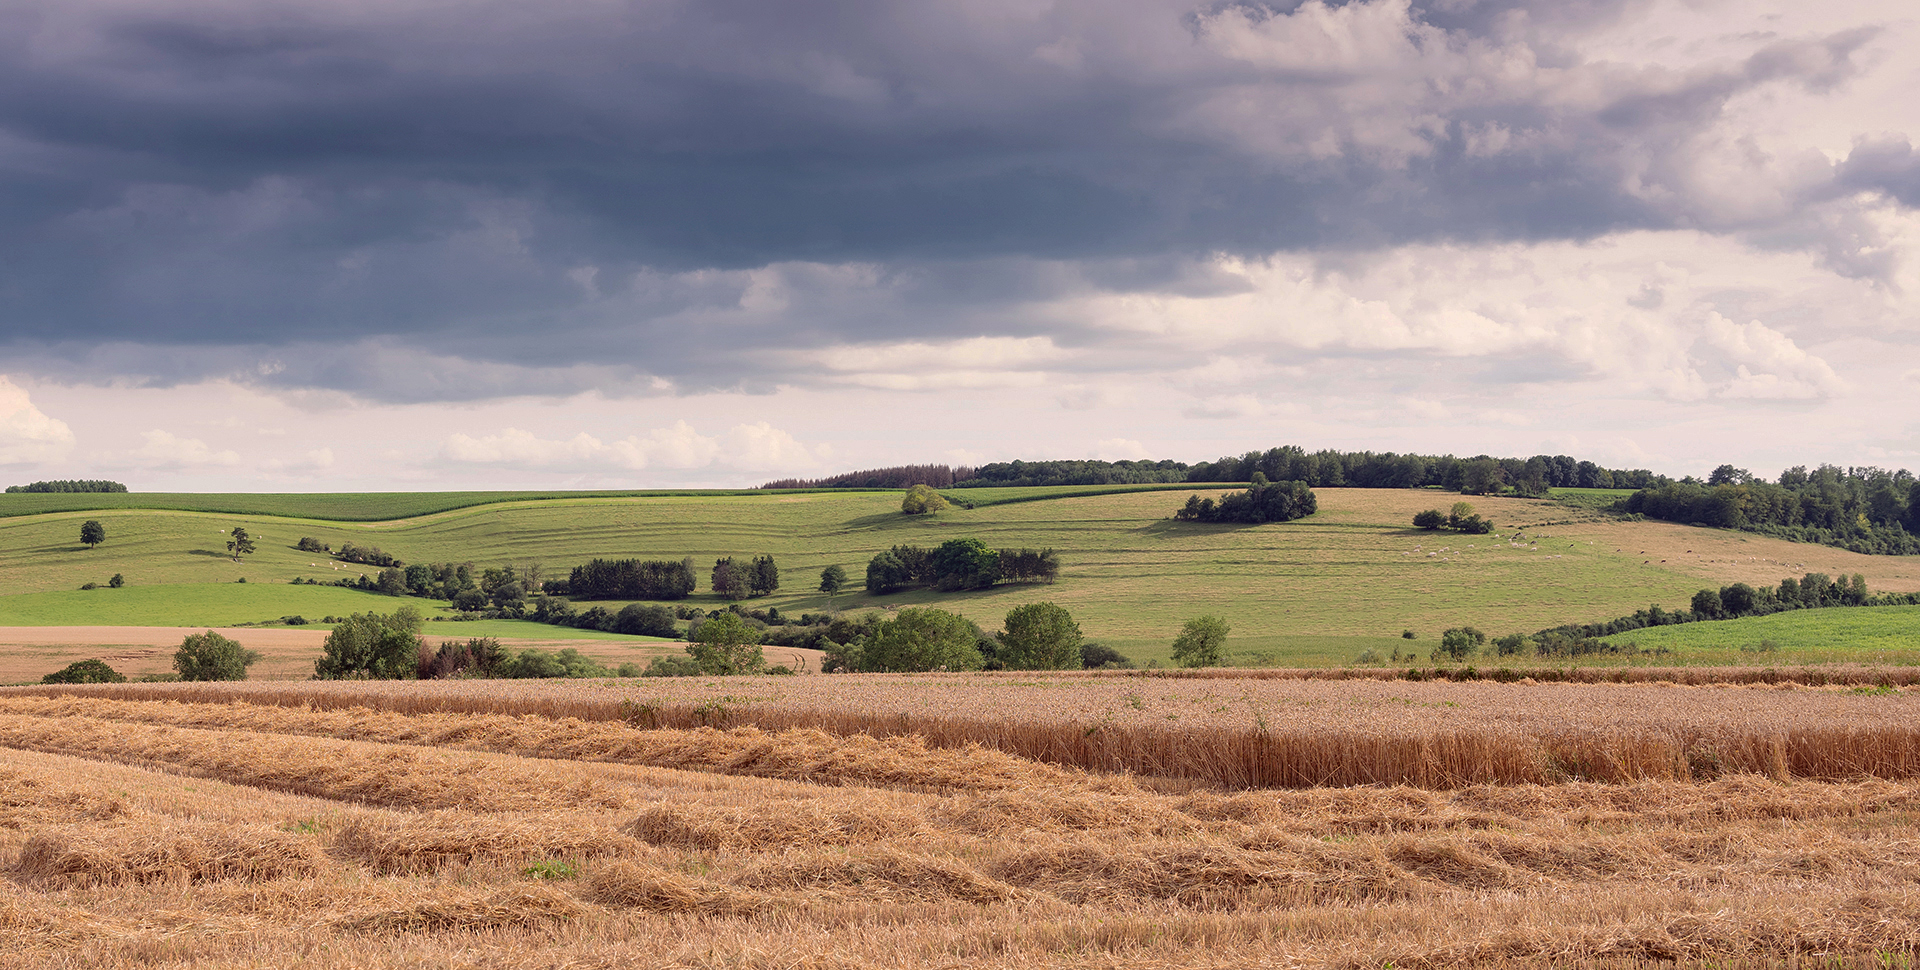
[0,583,389,627]
[1595,605,1920,666]
[0,486,1736,666]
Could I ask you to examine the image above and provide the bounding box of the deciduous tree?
[79,520,106,548]
[1170,615,1230,668]
[174,630,261,681]
[997,602,1083,670]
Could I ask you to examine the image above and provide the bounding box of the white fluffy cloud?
[133,429,242,469]
[0,377,75,465]
[439,420,819,473]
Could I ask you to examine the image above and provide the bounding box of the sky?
[1,0,1918,491]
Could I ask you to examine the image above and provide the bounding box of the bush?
[421,637,507,679]
[42,659,125,684]
[1413,509,1446,530]
[616,662,644,677]
[282,615,308,626]
[1080,641,1133,669]
[173,631,261,681]
[614,604,680,638]
[108,574,124,588]
[641,654,704,677]
[1401,629,1416,639]
[1438,626,1487,661]
[79,582,97,590]
[1170,615,1230,668]
[295,537,330,553]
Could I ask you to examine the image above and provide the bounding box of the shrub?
[79,582,98,590]
[421,637,507,679]
[282,615,308,626]
[108,574,124,588]
[1439,626,1487,661]
[1170,615,1230,668]
[295,537,330,553]
[42,659,125,684]
[614,604,680,638]
[1412,509,1446,530]
[616,662,643,677]
[641,655,704,677]
[1401,629,1416,639]
[1080,641,1133,669]
[173,631,261,681]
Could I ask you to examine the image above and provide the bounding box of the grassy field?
[5,486,1919,669]
[2,685,1919,967]
[1597,605,1920,665]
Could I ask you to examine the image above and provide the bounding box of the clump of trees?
[335,541,401,568]
[762,464,976,489]
[996,602,1083,670]
[42,659,125,683]
[711,555,779,600]
[173,631,261,681]
[686,611,766,674]
[1413,502,1493,534]
[1174,475,1317,524]
[8,480,128,493]
[901,484,950,514]
[564,558,697,600]
[80,520,106,548]
[295,536,330,553]
[866,541,1058,595]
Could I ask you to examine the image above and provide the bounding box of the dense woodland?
[1173,476,1317,524]
[1622,465,1920,554]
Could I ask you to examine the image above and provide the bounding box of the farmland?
[3,680,1920,968]
[5,485,1918,669]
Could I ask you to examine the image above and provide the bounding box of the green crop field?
[0,488,818,521]
[1596,605,1920,666]
[3,485,1916,669]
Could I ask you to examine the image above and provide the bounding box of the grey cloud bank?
[0,0,1915,486]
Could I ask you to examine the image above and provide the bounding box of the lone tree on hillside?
[79,520,106,549]
[818,564,848,610]
[1170,615,1230,668]
[226,527,255,560]
[901,484,950,514]
[173,631,261,681]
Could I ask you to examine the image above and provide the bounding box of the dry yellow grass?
[11,674,1920,789]
[5,685,1920,968]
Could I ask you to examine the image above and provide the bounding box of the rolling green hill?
[1596,605,1920,666]
[3,485,1915,667]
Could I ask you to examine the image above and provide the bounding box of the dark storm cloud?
[0,0,1900,398]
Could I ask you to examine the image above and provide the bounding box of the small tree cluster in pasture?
[900,484,950,514]
[335,541,400,568]
[866,541,1058,594]
[565,558,696,600]
[295,536,330,553]
[109,573,124,588]
[711,555,780,601]
[1413,502,1492,534]
[1170,615,1230,668]
[42,658,126,684]
[79,520,106,548]
[1174,475,1317,524]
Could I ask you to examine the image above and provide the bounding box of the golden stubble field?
[4,677,1920,968]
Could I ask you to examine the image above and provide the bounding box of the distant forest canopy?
[6,480,128,493]
[1623,464,1920,555]
[762,448,1662,494]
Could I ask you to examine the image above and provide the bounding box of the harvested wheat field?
[4,680,1920,968]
